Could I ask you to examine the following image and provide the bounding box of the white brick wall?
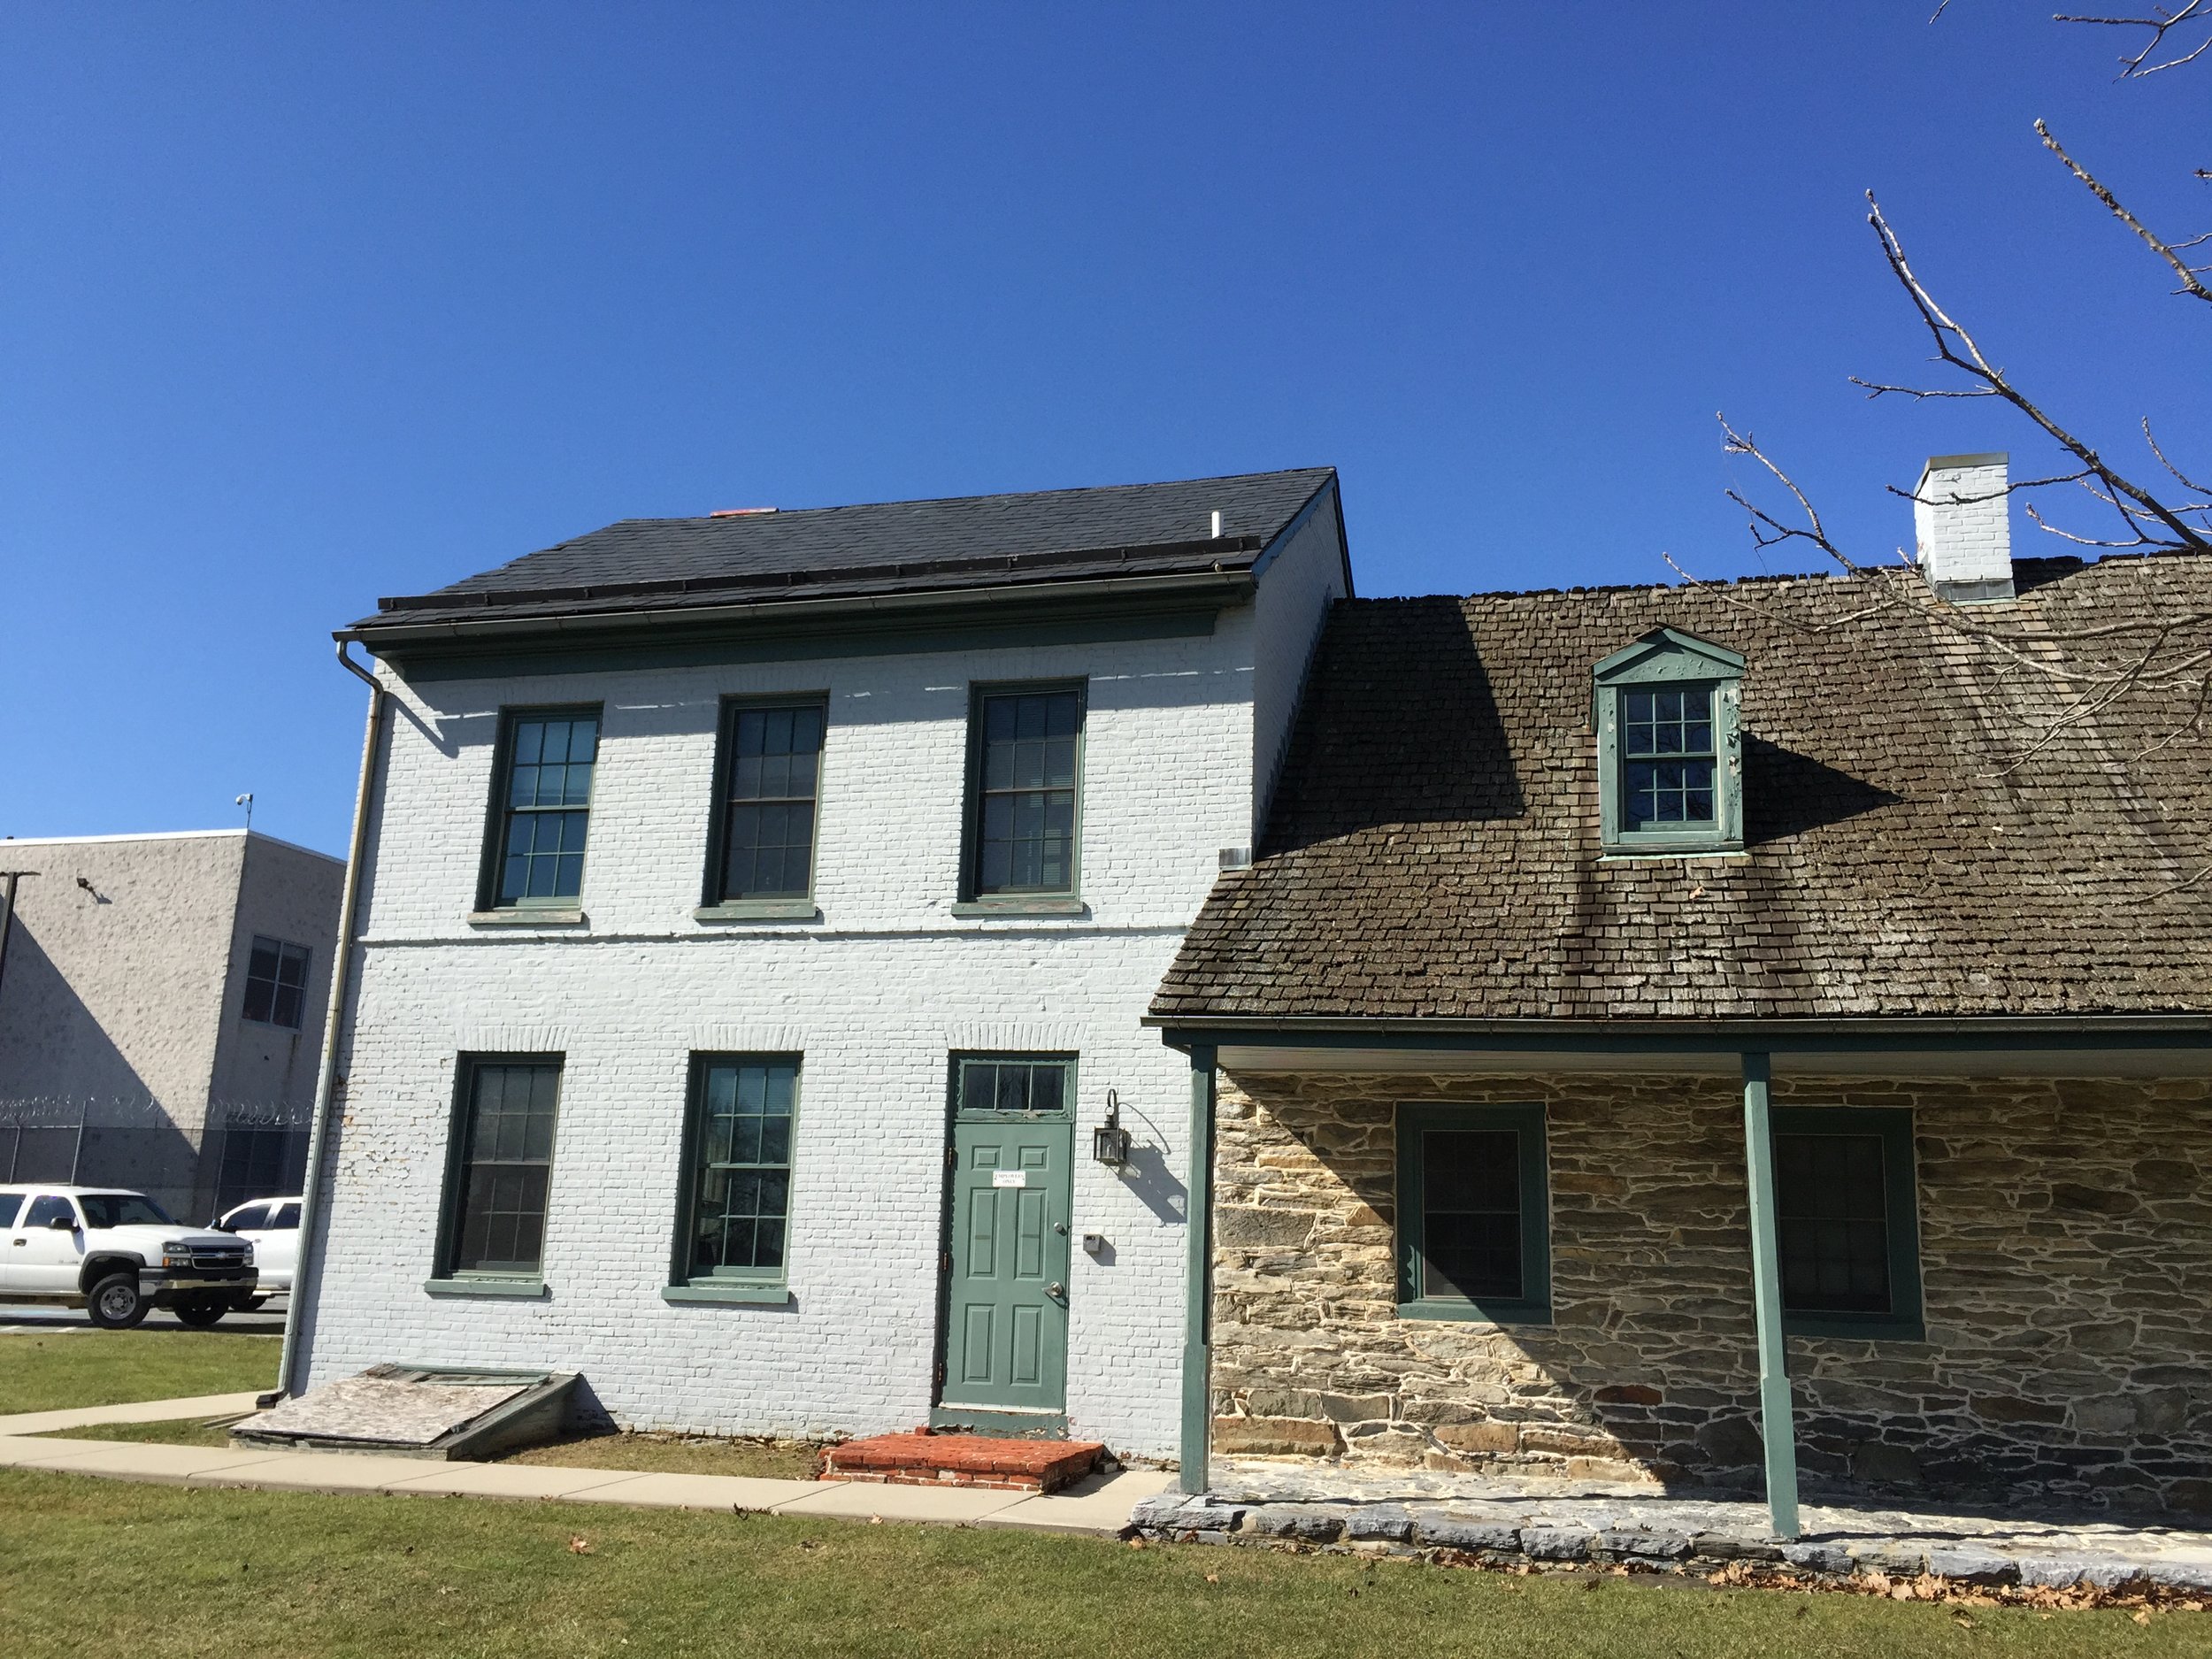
[299,568,1333,1459]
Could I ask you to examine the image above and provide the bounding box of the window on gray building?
[241,936,311,1028]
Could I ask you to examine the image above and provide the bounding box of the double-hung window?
[1395,1103,1550,1323]
[670,1056,799,1303]
[436,1056,563,1287]
[964,684,1084,902]
[708,701,824,912]
[1772,1106,1923,1339]
[1621,687,1716,831]
[241,936,311,1028]
[1592,628,1744,853]
[487,708,601,909]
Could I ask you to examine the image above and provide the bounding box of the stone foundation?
[1208,1071,2212,1514]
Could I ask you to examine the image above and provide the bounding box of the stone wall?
[1209,1070,2212,1515]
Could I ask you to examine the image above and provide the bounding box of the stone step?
[821,1431,1104,1494]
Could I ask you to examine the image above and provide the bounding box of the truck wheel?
[87,1271,150,1330]
[173,1294,227,1329]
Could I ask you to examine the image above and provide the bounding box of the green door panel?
[941,1116,1071,1417]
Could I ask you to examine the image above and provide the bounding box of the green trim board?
[667,1054,802,1297]
[1394,1103,1551,1325]
[1771,1105,1924,1340]
[1741,1054,1801,1541]
[1149,1016,2212,1057]
[423,1276,548,1299]
[1179,1045,1216,1495]
[367,585,1237,684]
[660,1283,793,1307]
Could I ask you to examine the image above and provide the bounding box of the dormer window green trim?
[1592,626,1745,855]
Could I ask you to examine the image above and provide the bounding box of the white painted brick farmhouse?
[293,471,1348,1458]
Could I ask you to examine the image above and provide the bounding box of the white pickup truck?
[0,1186,257,1328]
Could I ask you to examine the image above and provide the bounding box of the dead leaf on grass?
[568,1537,593,1555]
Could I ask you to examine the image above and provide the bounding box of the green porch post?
[1741,1050,1801,1540]
[1179,1044,1217,1494]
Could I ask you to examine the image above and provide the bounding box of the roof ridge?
[581,466,1338,533]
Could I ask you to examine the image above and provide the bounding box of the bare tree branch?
[2037,120,2212,302]
[2055,2,2212,76]
[1860,193,2211,554]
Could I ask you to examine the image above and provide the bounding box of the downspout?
[276,641,387,1400]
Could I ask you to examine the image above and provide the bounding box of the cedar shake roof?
[1153,551,2212,1023]
[352,469,1338,633]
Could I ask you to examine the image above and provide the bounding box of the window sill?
[423,1276,548,1300]
[661,1283,791,1307]
[1597,848,1746,864]
[466,910,587,927]
[950,897,1088,918]
[694,900,820,923]
[1784,1313,1926,1342]
[1396,1298,1551,1326]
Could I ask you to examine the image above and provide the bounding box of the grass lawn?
[28,1420,823,1476]
[29,1418,240,1447]
[0,1333,279,1416]
[493,1430,822,1479]
[0,1469,2201,1659]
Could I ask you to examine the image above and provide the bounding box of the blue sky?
[2,4,2203,855]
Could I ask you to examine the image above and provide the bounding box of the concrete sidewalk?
[0,1396,1173,1534]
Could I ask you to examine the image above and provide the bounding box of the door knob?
[1046,1282,1064,1300]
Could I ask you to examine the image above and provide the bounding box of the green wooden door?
[939,1059,1073,1428]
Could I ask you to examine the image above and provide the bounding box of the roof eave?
[337,567,1258,652]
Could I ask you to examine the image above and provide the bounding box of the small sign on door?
[991,1169,1029,1188]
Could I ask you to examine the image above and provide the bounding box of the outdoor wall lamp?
[1091,1090,1133,1170]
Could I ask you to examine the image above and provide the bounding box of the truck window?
[272,1202,301,1229]
[23,1194,76,1229]
[76,1194,173,1229]
[223,1204,270,1233]
[0,1194,22,1228]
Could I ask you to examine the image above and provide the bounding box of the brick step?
[821,1431,1105,1494]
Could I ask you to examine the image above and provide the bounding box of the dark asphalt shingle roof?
[354,469,1337,631]
[1154,551,2212,1023]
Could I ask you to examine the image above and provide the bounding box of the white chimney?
[1913,452,2014,603]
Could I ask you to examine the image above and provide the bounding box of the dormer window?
[1593,627,1745,855]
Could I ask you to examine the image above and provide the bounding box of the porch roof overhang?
[1144,1012,2212,1078]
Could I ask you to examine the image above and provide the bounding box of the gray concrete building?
[0,829,344,1221]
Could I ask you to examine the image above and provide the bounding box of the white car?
[0,1186,257,1329]
[211,1196,302,1295]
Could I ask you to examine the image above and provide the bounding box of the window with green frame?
[440,1056,563,1279]
[954,1055,1071,1117]
[487,707,601,908]
[1394,1102,1550,1323]
[966,685,1083,897]
[712,701,825,902]
[675,1056,800,1288]
[1591,627,1744,854]
[1772,1106,1924,1339]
